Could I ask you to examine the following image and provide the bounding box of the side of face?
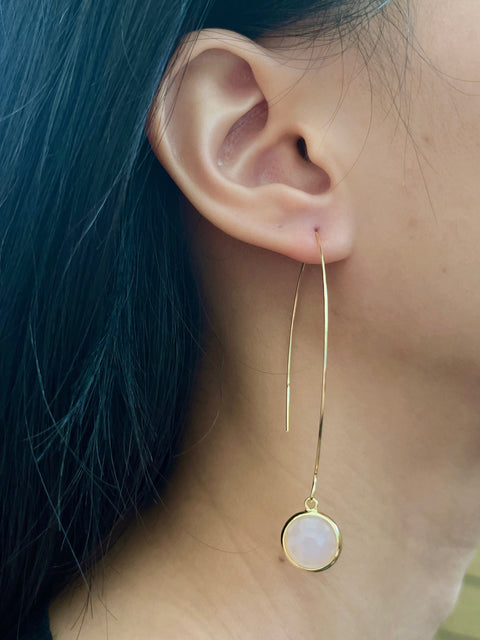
[148,0,480,373]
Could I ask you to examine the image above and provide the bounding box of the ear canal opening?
[297,137,310,162]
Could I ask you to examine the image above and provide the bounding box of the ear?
[147,29,355,264]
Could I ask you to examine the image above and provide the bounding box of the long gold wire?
[285,232,328,503]
[286,263,305,433]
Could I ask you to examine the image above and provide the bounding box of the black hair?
[0,0,392,635]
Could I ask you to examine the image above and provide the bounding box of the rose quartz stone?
[282,512,339,571]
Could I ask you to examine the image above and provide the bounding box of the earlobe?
[147,29,355,264]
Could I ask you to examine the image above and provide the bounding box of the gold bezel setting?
[281,509,342,572]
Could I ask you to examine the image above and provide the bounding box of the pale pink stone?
[282,512,339,571]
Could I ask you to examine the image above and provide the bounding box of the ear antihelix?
[217,99,269,169]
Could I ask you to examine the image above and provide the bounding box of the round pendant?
[281,509,342,572]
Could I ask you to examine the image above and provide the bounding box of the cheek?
[407,80,480,223]
[416,0,480,83]
[407,2,480,256]
[411,0,480,150]
[340,17,480,371]
[316,2,480,370]
[402,0,480,184]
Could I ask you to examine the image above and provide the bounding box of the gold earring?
[281,232,342,572]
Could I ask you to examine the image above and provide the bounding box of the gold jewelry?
[281,232,342,572]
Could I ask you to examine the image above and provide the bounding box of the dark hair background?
[0,0,393,635]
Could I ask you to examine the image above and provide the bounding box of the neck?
[50,233,480,640]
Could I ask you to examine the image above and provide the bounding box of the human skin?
[50,1,480,638]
